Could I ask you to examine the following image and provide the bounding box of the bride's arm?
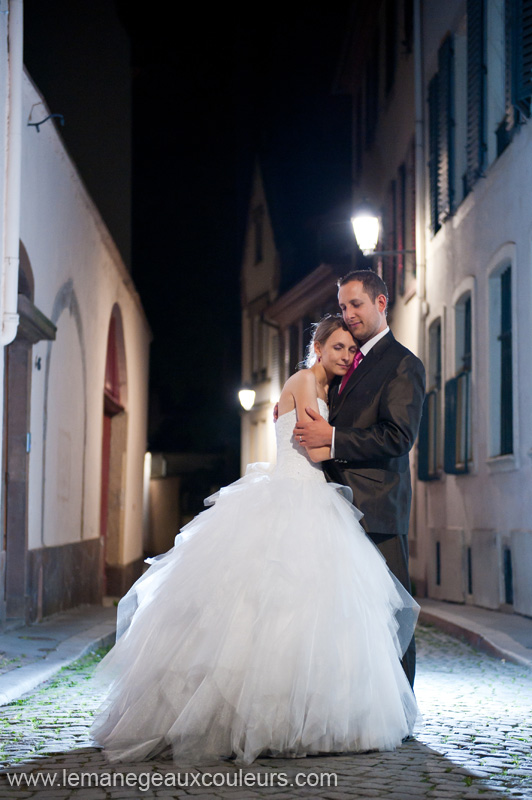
[288,372,332,463]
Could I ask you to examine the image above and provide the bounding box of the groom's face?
[338,280,387,344]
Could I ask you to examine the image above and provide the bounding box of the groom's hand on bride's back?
[293,407,333,447]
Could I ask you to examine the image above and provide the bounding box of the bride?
[91,315,419,765]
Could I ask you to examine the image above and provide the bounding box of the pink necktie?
[339,351,364,394]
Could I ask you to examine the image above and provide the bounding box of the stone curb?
[0,620,116,706]
[419,606,532,670]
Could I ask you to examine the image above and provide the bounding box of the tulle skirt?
[91,463,419,765]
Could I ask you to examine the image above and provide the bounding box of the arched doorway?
[2,243,55,627]
[100,305,128,596]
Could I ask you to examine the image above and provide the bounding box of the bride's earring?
[318,356,321,363]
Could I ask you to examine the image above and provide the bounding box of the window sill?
[486,454,518,474]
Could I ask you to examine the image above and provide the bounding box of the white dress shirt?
[330,326,390,458]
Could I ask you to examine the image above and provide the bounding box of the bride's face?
[316,329,357,378]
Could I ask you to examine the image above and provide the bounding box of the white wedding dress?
[91,400,418,765]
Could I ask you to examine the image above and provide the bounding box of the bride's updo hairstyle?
[303,314,354,368]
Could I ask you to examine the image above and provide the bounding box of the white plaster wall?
[20,73,150,566]
[424,123,532,538]
[420,0,532,611]
[0,14,8,538]
[0,10,7,252]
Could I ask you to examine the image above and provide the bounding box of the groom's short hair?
[337,270,389,305]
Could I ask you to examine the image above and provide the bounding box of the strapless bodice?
[274,398,328,482]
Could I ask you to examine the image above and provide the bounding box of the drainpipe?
[2,0,23,346]
[413,0,429,594]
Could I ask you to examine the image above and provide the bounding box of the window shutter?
[438,36,455,222]
[397,162,406,295]
[383,181,397,305]
[444,376,458,473]
[504,0,519,138]
[466,0,487,193]
[444,374,470,474]
[516,0,532,116]
[428,74,440,234]
[418,392,441,481]
[418,395,431,481]
[410,138,416,277]
[499,266,513,453]
[500,0,532,153]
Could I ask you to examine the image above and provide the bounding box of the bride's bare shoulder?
[278,370,316,415]
[288,369,317,388]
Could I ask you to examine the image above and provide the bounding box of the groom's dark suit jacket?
[324,331,425,538]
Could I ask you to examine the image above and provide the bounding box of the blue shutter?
[466,0,487,193]
[438,36,455,222]
[383,181,397,305]
[444,375,470,475]
[397,162,406,295]
[428,74,440,233]
[418,392,441,481]
[516,0,532,116]
[502,0,519,145]
[418,395,431,481]
[499,266,513,454]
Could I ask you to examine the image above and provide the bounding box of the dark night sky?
[125,6,354,459]
[24,2,354,466]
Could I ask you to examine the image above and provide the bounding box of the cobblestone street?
[0,623,531,799]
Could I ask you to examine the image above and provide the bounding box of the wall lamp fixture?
[351,203,415,258]
[238,387,256,411]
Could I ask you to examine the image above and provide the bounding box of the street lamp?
[351,203,416,258]
[238,387,256,411]
[350,208,380,255]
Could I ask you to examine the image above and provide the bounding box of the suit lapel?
[329,331,395,422]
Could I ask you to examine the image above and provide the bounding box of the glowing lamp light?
[238,388,256,411]
[351,210,380,255]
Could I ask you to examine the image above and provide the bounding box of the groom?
[294,270,425,687]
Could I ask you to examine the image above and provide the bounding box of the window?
[428,73,440,234]
[382,180,397,305]
[513,0,532,116]
[253,206,264,264]
[406,139,417,282]
[499,0,532,154]
[381,149,416,301]
[251,315,269,382]
[487,0,507,164]
[454,25,468,204]
[438,36,456,221]
[444,293,472,473]
[428,36,455,233]
[418,319,443,481]
[465,0,487,194]
[397,162,407,296]
[489,264,513,455]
